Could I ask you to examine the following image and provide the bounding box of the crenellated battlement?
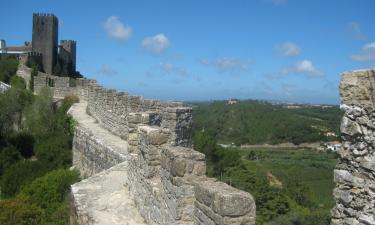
[33,13,58,18]
[60,40,76,44]
[31,72,256,224]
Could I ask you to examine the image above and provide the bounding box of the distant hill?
[192,100,342,145]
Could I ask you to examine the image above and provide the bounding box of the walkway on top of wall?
[68,101,128,155]
[16,63,31,90]
[69,101,145,224]
[71,162,146,225]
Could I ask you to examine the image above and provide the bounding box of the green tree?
[29,65,38,92]
[0,88,33,140]
[24,88,55,141]
[0,57,19,83]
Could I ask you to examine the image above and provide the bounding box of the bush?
[0,145,22,176]
[0,161,45,198]
[0,196,43,225]
[58,95,79,115]
[20,169,79,214]
[10,76,26,89]
[34,134,72,170]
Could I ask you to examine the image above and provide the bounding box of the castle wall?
[29,62,256,224]
[33,72,79,98]
[72,125,127,179]
[57,46,71,75]
[33,72,95,99]
[60,40,76,73]
[332,68,375,225]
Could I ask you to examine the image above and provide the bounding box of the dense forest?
[0,57,78,224]
[192,100,342,145]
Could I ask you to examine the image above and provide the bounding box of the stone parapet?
[194,179,256,225]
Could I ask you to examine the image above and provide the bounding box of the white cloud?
[103,16,132,41]
[294,60,323,76]
[275,42,301,57]
[97,64,118,76]
[200,57,253,73]
[159,62,187,76]
[265,59,323,79]
[349,22,366,41]
[141,33,170,54]
[160,62,174,71]
[351,42,375,61]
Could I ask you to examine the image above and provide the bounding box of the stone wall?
[332,68,375,225]
[62,74,256,224]
[33,72,95,99]
[31,65,256,224]
[72,125,127,178]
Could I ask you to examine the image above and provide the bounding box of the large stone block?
[340,69,375,108]
[195,179,256,218]
[161,146,206,178]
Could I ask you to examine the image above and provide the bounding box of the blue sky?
[2,0,375,104]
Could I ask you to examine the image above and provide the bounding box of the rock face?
[332,68,375,225]
[46,73,257,224]
[0,81,10,93]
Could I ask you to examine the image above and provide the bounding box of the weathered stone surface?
[71,162,146,225]
[340,69,375,108]
[68,102,128,178]
[333,68,375,224]
[139,126,169,146]
[359,214,375,225]
[195,179,255,217]
[341,116,362,136]
[0,81,10,93]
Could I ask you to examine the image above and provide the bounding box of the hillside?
[192,100,342,146]
[191,100,341,224]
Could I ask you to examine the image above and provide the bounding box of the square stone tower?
[32,13,58,74]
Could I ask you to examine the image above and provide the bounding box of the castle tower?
[32,13,58,74]
[60,40,76,72]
